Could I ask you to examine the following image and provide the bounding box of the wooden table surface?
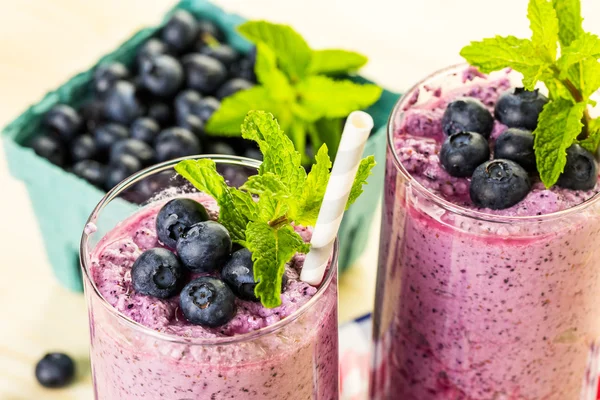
[2,1,599,399]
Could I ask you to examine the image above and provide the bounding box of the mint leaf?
[206,86,279,135]
[314,118,343,160]
[245,222,310,308]
[174,159,248,241]
[257,195,289,222]
[242,172,289,197]
[552,0,583,47]
[528,0,559,61]
[460,36,550,90]
[346,156,377,210]
[295,144,332,226]
[579,118,600,153]
[241,110,306,196]
[230,189,259,222]
[308,49,368,75]
[237,21,312,81]
[254,42,293,101]
[296,76,382,119]
[534,99,587,187]
[557,32,600,74]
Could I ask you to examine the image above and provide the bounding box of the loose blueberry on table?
[35,352,76,388]
[439,87,598,210]
[28,9,259,192]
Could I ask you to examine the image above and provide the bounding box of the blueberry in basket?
[27,11,266,200]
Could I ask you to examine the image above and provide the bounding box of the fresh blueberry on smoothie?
[155,197,210,248]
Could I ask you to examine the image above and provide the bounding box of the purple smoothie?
[85,193,338,400]
[371,66,600,399]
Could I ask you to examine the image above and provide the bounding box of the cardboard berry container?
[1,0,399,292]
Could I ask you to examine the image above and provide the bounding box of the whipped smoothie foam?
[371,66,600,399]
[84,193,338,400]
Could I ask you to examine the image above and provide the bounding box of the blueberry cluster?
[28,10,259,192]
[132,198,283,328]
[440,88,598,209]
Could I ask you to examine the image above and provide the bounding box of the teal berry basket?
[1,0,399,292]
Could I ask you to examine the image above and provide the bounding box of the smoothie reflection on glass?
[80,155,339,400]
[370,65,600,399]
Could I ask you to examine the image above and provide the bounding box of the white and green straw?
[300,111,374,285]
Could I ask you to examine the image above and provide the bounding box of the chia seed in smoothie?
[371,66,600,399]
[86,193,338,400]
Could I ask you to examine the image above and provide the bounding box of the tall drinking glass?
[370,65,600,399]
[80,155,339,400]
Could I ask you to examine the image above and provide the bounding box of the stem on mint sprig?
[550,65,591,138]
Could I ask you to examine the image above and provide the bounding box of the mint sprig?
[461,0,600,188]
[205,20,382,163]
[176,110,375,308]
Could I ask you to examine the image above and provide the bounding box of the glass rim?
[387,62,600,224]
[80,154,339,346]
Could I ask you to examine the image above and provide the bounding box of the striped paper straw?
[300,111,374,285]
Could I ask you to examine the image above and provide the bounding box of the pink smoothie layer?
[87,194,338,400]
[371,67,600,400]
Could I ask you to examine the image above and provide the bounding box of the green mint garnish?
[460,0,600,188]
[205,20,382,163]
[176,110,375,308]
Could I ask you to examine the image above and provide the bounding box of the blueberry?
[140,55,183,97]
[442,97,494,138]
[156,198,210,249]
[146,102,173,127]
[35,353,75,388]
[495,88,549,130]
[29,135,66,166]
[93,123,129,151]
[79,100,106,132]
[110,139,155,166]
[194,97,220,122]
[104,80,144,125]
[197,19,226,43]
[470,159,531,209]
[200,45,239,68]
[155,127,201,162]
[221,248,288,302]
[44,104,83,142]
[183,54,227,94]
[175,89,203,122]
[494,128,536,171]
[161,10,198,52]
[72,160,106,187]
[230,55,256,82]
[180,277,236,327]
[131,117,160,144]
[216,78,254,100]
[93,62,129,98]
[176,221,232,272]
[104,154,142,191]
[205,141,236,156]
[178,114,205,138]
[440,132,489,177]
[557,144,598,190]
[137,38,171,70]
[131,248,184,298]
[70,134,98,162]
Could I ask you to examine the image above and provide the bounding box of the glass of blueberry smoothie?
[80,154,339,400]
[370,64,600,399]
